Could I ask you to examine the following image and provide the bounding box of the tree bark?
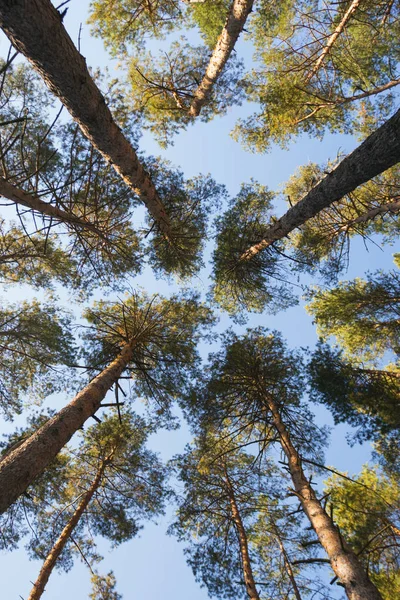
[0,338,136,514]
[305,0,362,83]
[272,523,303,600]
[264,395,383,600]
[239,108,400,261]
[225,469,260,600]
[0,177,107,238]
[0,0,171,238]
[27,459,109,600]
[188,0,253,117]
[335,197,400,234]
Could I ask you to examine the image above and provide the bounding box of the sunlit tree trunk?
[27,457,111,600]
[0,0,172,238]
[305,0,362,83]
[239,108,400,261]
[0,177,106,237]
[0,338,136,514]
[189,0,253,117]
[225,468,260,600]
[263,394,383,600]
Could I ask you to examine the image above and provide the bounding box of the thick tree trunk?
[225,470,260,600]
[189,0,253,117]
[0,0,171,238]
[0,338,136,514]
[264,395,383,600]
[27,459,109,600]
[240,108,400,261]
[305,0,362,83]
[0,177,106,238]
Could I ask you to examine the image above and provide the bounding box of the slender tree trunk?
[225,469,260,600]
[189,0,253,117]
[305,0,362,83]
[0,177,106,238]
[239,108,400,261]
[264,395,383,600]
[335,197,400,234]
[0,0,171,238]
[27,459,109,600]
[0,338,136,514]
[272,522,303,600]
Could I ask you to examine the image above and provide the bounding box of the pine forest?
[0,1,399,599]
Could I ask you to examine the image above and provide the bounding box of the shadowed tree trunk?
[264,394,383,600]
[189,0,253,117]
[224,467,260,600]
[0,0,172,238]
[27,456,112,600]
[0,338,136,514]
[239,108,400,261]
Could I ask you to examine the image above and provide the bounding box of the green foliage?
[235,0,400,151]
[283,163,400,282]
[90,571,122,600]
[187,0,231,48]
[82,291,215,412]
[186,328,327,460]
[0,300,75,418]
[142,156,226,279]
[324,465,400,599]
[306,270,400,363]
[0,223,82,291]
[211,182,297,319]
[127,39,244,146]
[309,343,400,443]
[88,0,184,54]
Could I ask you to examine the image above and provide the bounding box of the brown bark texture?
[240,108,400,261]
[336,197,400,233]
[305,0,362,83]
[0,177,106,237]
[0,0,171,238]
[0,339,136,514]
[225,470,260,600]
[189,0,253,117]
[27,460,108,600]
[265,396,383,600]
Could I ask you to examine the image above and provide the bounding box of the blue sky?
[0,2,397,599]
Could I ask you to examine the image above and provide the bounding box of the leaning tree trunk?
[189,0,254,117]
[27,458,110,600]
[264,395,383,600]
[225,468,260,600]
[240,108,400,261]
[0,338,136,514]
[305,0,362,83]
[0,0,171,239]
[0,177,106,238]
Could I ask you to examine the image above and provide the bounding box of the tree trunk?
[27,459,109,600]
[0,177,106,238]
[189,0,253,117]
[0,0,171,239]
[0,338,136,514]
[305,0,362,83]
[335,197,400,234]
[240,108,400,261]
[272,523,303,600]
[225,469,260,600]
[264,395,383,600]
